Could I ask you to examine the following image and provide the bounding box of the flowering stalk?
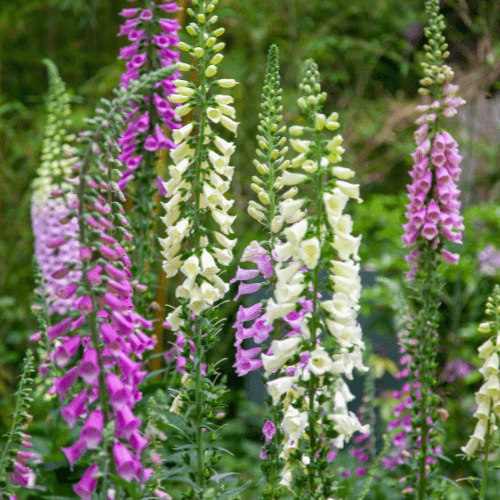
[239,59,368,500]
[230,44,293,500]
[159,0,239,496]
[116,0,182,311]
[31,59,81,316]
[0,350,36,497]
[401,1,465,497]
[461,285,500,499]
[34,66,175,499]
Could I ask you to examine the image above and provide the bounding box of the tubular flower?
[31,60,81,315]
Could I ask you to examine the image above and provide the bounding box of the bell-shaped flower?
[47,317,73,341]
[81,409,103,449]
[62,438,87,470]
[61,390,87,429]
[53,365,80,401]
[336,181,362,202]
[180,255,200,279]
[265,298,295,325]
[115,405,141,440]
[106,372,130,410]
[113,441,141,482]
[73,463,98,500]
[266,376,295,405]
[55,335,81,367]
[309,349,334,376]
[299,237,320,269]
[79,347,100,386]
[284,219,308,248]
[323,189,349,219]
[130,430,149,454]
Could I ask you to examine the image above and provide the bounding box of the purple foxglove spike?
[113,441,141,482]
[234,282,262,302]
[61,390,87,429]
[106,372,130,410]
[53,366,80,401]
[129,430,148,454]
[55,335,81,367]
[62,438,87,470]
[73,463,98,500]
[115,405,141,440]
[79,347,100,386]
[81,409,103,449]
[47,317,73,341]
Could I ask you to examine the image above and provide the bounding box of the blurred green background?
[2,0,500,498]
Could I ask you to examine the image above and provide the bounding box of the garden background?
[2,0,500,497]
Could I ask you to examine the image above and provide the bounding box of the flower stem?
[479,400,493,500]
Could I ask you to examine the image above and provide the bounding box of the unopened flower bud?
[258,192,271,205]
[478,322,491,334]
[271,216,284,233]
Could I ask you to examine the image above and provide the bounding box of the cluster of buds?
[117,0,182,192]
[31,60,81,315]
[462,286,500,458]
[402,0,465,282]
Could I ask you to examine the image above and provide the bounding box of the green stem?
[194,319,205,495]
[306,116,324,496]
[479,401,493,500]
[192,7,208,496]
